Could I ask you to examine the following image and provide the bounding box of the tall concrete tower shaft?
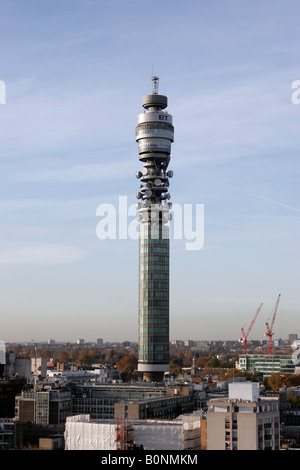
[136,77,174,382]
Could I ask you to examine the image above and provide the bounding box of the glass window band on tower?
[139,224,169,364]
[136,77,174,382]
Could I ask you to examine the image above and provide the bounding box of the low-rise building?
[0,419,24,450]
[39,434,64,450]
[206,382,280,450]
[4,352,47,380]
[64,413,201,450]
[114,395,194,421]
[15,385,72,425]
[71,383,195,421]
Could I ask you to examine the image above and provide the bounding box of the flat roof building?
[65,413,201,450]
[238,354,296,377]
[206,382,280,450]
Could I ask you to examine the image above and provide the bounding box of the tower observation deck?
[136,77,174,382]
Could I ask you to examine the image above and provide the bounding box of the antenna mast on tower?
[152,75,159,95]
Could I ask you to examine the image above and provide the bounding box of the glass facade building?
[136,77,174,382]
[239,354,296,377]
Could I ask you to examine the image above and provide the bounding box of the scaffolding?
[116,403,133,450]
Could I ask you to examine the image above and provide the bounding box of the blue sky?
[0,0,299,343]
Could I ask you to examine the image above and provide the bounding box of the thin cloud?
[247,192,300,212]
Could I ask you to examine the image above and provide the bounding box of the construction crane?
[240,302,263,354]
[265,294,281,355]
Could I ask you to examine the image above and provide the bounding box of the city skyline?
[0,1,299,343]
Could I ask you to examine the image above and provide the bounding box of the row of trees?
[8,344,137,366]
[8,344,300,392]
[267,372,300,391]
[115,355,300,393]
[9,344,233,369]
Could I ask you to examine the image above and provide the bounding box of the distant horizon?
[2,334,297,346]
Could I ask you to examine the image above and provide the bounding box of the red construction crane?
[265,294,281,355]
[240,302,263,354]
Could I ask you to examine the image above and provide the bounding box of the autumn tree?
[196,356,207,369]
[286,392,300,408]
[169,360,182,376]
[285,374,300,387]
[183,348,193,366]
[205,356,220,368]
[268,372,300,391]
[220,369,255,381]
[54,351,70,363]
[77,351,95,366]
[105,349,114,363]
[116,355,137,374]
[170,350,184,367]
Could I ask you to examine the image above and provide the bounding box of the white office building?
[207,382,280,450]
